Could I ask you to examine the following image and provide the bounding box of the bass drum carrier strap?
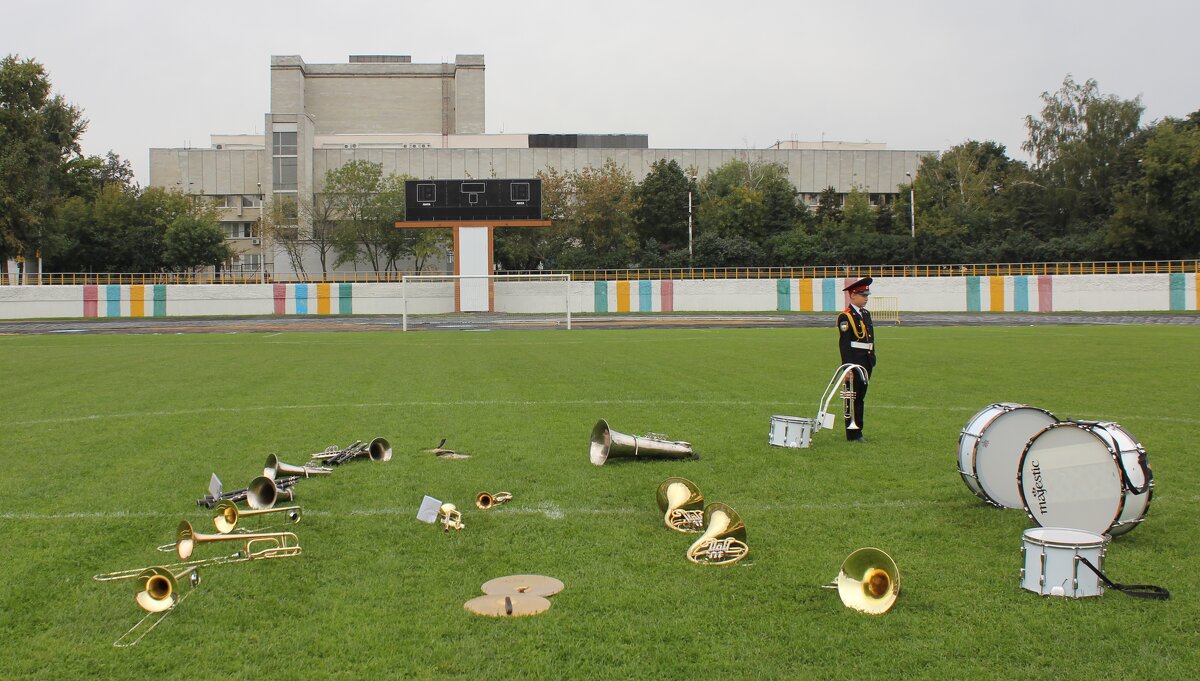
[1076,556,1170,600]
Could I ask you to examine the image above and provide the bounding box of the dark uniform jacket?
[838,304,876,372]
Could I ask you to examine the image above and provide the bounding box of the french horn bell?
[686,502,749,565]
[656,478,704,533]
[830,547,900,614]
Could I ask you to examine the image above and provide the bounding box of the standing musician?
[838,277,876,442]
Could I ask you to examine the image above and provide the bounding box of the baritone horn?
[589,419,696,466]
[686,502,749,565]
[656,477,704,533]
[475,492,513,510]
[825,547,900,615]
[263,453,331,480]
[175,519,301,560]
[213,499,302,534]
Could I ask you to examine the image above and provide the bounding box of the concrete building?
[149,54,934,277]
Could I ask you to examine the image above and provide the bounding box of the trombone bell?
[656,478,704,533]
[589,419,695,465]
[134,566,199,613]
[834,548,900,614]
[686,503,749,565]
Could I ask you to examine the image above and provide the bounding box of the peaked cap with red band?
[843,276,872,294]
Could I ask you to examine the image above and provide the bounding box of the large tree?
[322,160,413,272]
[633,158,692,253]
[0,55,87,270]
[1108,114,1200,259]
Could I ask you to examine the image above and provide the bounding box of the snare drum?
[958,403,1058,508]
[1018,421,1152,536]
[769,415,815,449]
[1021,527,1108,598]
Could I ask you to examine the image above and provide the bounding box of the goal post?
[401,273,572,331]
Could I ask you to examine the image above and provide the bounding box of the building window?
[272,132,297,155]
[274,194,298,223]
[273,157,297,190]
[222,222,254,238]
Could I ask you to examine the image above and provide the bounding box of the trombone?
[213,499,301,533]
[175,519,301,560]
[113,566,201,647]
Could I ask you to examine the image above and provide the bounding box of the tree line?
[3,53,1198,276]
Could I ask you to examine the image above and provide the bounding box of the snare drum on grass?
[1019,421,1152,536]
[957,403,1058,508]
[769,415,816,449]
[1021,527,1109,598]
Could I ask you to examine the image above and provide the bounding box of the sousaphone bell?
[826,547,900,614]
[590,419,696,466]
[656,478,705,533]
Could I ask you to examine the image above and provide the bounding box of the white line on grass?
[7,495,1197,522]
[6,399,1198,428]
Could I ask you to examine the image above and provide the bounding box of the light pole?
[687,175,697,260]
[905,172,915,239]
[258,182,266,284]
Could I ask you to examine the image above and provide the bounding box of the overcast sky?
[4,0,1198,184]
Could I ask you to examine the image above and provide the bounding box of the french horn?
[686,502,749,565]
[589,419,695,466]
[475,492,513,510]
[656,478,704,533]
[826,547,900,614]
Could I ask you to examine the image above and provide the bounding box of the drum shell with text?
[1020,527,1108,598]
[958,403,1058,509]
[1018,421,1152,536]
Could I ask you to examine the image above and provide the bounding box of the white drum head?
[973,406,1057,508]
[1020,424,1124,534]
[1023,526,1106,548]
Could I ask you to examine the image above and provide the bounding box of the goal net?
[401,273,572,331]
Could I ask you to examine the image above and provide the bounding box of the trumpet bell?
[835,548,900,615]
[475,492,513,510]
[686,502,749,565]
[656,478,705,533]
[589,419,695,466]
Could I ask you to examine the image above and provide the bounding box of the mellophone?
[96,438,391,647]
[957,404,1166,599]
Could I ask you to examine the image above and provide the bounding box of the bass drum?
[1018,421,1152,536]
[958,403,1057,508]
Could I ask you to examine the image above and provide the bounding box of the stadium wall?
[0,274,1196,320]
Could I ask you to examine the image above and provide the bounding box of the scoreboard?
[404,179,542,222]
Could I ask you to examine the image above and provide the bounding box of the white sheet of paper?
[417,495,442,523]
[208,473,223,499]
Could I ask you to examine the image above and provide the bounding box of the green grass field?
[0,324,1196,680]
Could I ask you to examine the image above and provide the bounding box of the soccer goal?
[401,273,572,331]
